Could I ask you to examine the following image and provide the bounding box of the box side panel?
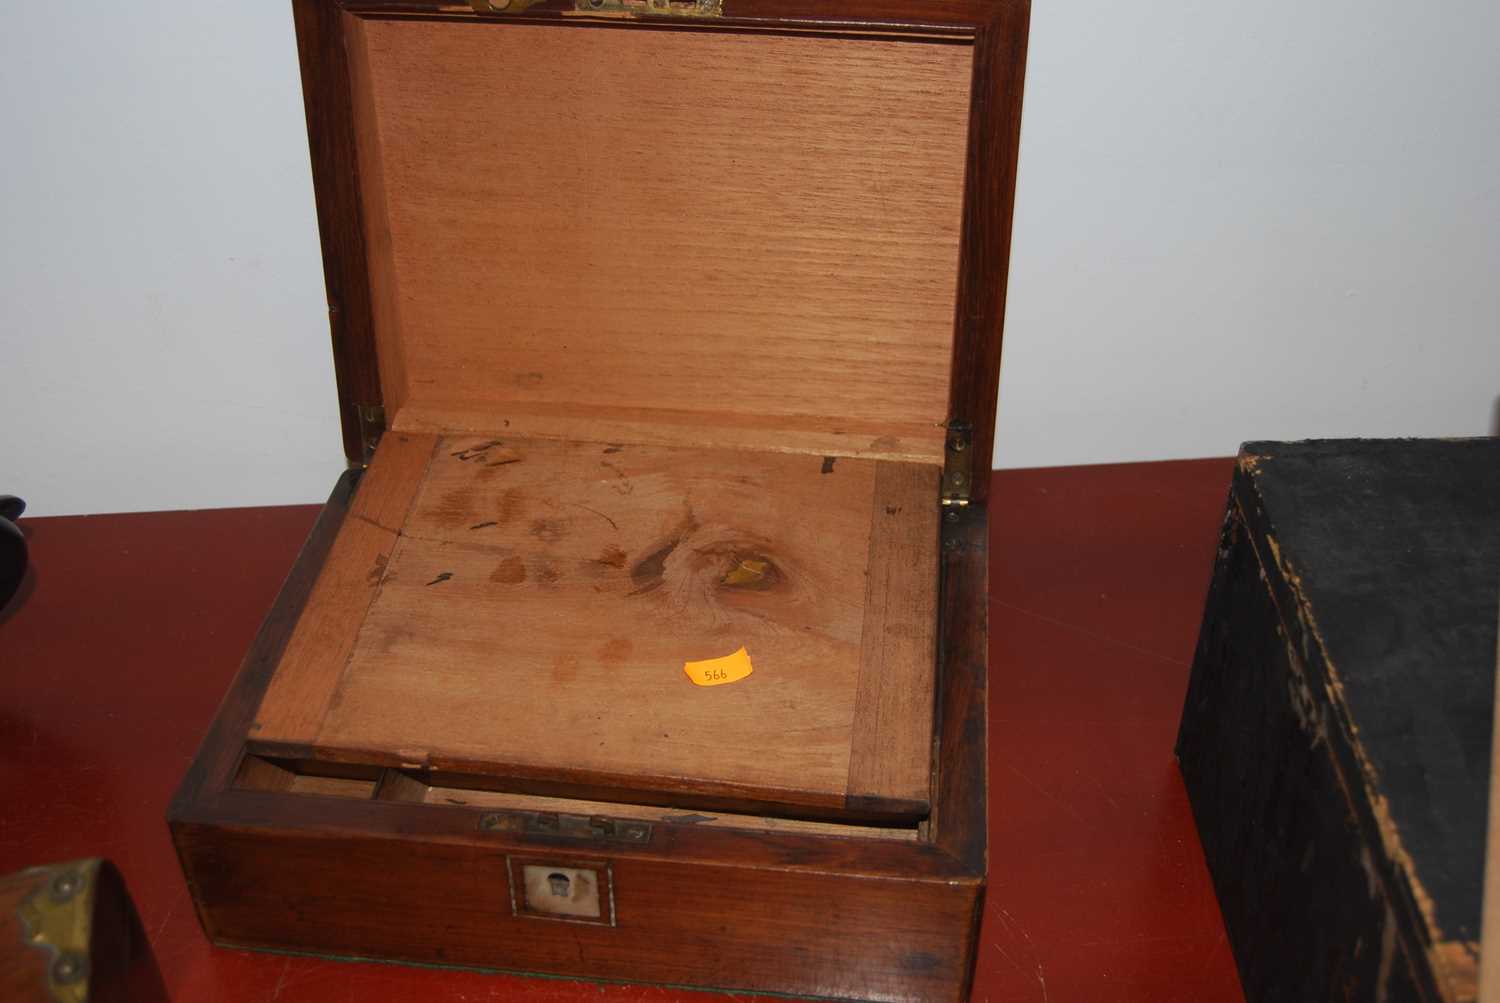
[172,821,979,1003]
[1236,444,1485,999]
[1236,439,1498,960]
[931,505,987,870]
[1176,508,1447,1001]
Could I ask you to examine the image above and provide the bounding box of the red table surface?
[0,460,1243,1003]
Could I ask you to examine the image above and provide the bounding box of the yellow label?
[683,647,753,687]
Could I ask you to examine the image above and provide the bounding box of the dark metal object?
[3,857,166,1003]
[480,811,652,844]
[0,495,26,610]
[942,421,973,506]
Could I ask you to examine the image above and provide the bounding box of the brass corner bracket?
[16,859,101,1003]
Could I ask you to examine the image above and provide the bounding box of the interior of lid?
[344,15,975,463]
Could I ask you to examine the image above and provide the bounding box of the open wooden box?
[170,1,1027,999]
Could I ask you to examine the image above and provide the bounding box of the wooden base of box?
[169,471,991,1002]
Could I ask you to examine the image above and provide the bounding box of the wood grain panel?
[349,21,972,460]
[291,434,936,817]
[344,12,410,416]
[177,822,979,1002]
[251,433,437,744]
[847,460,939,808]
[391,400,943,464]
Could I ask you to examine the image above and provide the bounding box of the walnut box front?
[169,2,1029,999]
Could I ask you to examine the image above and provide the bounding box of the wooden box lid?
[303,0,1029,497]
[252,431,945,822]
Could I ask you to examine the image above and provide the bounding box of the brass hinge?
[941,420,972,506]
[356,404,386,467]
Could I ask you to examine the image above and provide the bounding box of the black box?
[1177,438,1499,1002]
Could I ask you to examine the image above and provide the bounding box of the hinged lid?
[252,431,947,822]
[300,0,1030,507]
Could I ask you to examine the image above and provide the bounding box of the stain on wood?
[489,556,526,585]
[628,540,676,596]
[450,440,503,462]
[720,556,780,590]
[597,638,634,665]
[592,545,627,570]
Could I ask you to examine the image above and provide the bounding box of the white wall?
[2,2,1496,516]
[996,0,1500,469]
[1,5,341,517]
